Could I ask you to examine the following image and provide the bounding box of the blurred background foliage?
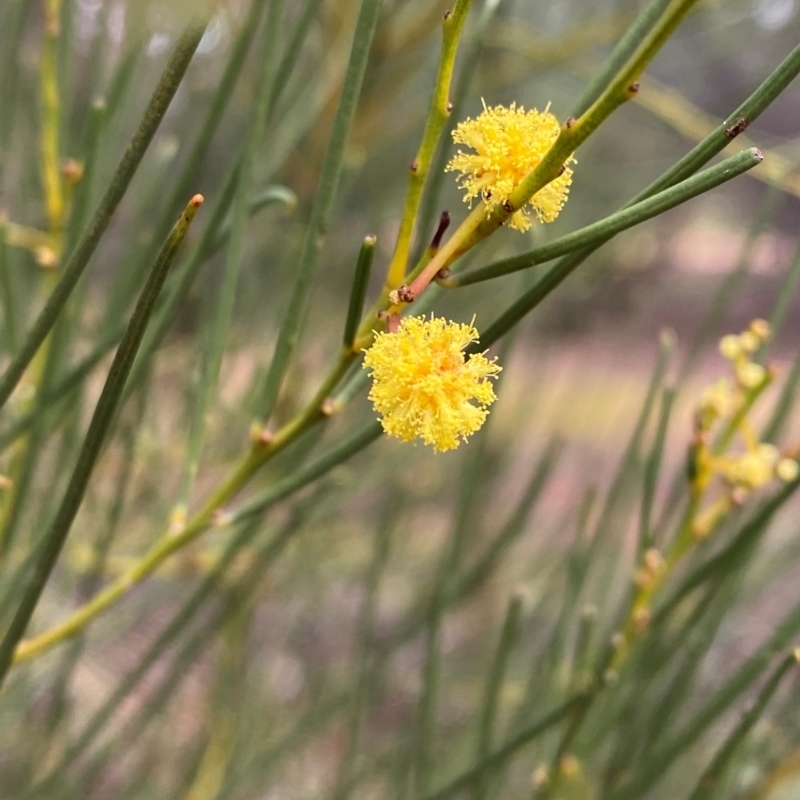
[1,0,800,798]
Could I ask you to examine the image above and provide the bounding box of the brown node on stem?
[446,101,453,113]
[443,9,452,20]
[558,163,567,176]
[564,116,576,128]
[503,199,515,213]
[409,160,419,173]
[628,81,640,94]
[250,423,273,447]
[436,268,451,280]
[396,285,416,303]
[724,117,749,139]
[320,398,335,417]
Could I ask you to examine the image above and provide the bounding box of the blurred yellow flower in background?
[446,101,575,232]
[363,316,501,452]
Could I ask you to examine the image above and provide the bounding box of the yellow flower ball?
[363,316,501,452]
[446,102,575,232]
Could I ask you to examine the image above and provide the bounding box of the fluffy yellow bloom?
[363,316,501,452]
[446,102,575,232]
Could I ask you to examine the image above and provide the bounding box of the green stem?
[411,0,503,265]
[39,0,65,237]
[343,235,377,350]
[444,149,762,288]
[385,0,474,289]
[472,592,523,800]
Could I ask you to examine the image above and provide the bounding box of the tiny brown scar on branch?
[724,117,749,139]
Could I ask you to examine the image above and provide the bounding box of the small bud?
[739,330,760,353]
[35,246,58,268]
[559,754,580,777]
[749,318,770,340]
[62,158,84,185]
[531,765,549,789]
[737,361,766,389]
[719,334,742,361]
[777,458,800,483]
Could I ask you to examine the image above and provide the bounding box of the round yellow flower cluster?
[446,102,575,233]
[363,316,501,452]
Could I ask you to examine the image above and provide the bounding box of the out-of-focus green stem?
[0,19,208,410]
[175,0,286,517]
[685,650,799,800]
[0,196,204,687]
[40,0,65,239]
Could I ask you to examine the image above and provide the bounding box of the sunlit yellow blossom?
[363,316,501,452]
[446,102,575,232]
